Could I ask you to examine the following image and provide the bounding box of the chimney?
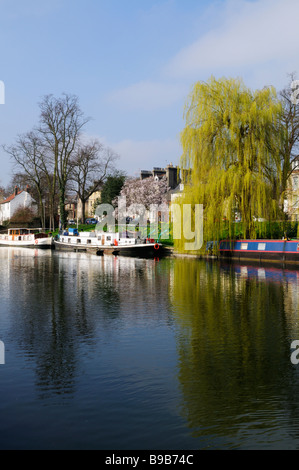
[166,166,180,190]
[14,186,19,196]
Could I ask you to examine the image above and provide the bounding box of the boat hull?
[219,240,299,263]
[54,240,164,257]
[0,238,53,248]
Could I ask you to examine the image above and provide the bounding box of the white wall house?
[0,189,36,225]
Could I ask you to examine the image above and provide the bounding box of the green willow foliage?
[176,76,283,251]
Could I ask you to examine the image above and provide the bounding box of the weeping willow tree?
[176,76,283,252]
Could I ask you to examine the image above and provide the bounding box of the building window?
[293,176,299,190]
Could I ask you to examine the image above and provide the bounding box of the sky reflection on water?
[0,248,299,449]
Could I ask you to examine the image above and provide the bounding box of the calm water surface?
[0,247,299,449]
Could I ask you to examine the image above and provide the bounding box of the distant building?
[140,164,190,206]
[167,183,185,203]
[0,186,37,225]
[77,190,102,221]
[65,196,78,221]
[140,164,180,190]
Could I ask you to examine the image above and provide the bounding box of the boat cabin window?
[87,239,91,244]
[77,239,81,244]
[241,243,248,250]
[258,243,266,250]
[68,238,71,243]
[106,236,111,241]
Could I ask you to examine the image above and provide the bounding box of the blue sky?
[0,0,299,186]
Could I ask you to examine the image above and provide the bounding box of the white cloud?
[165,0,299,84]
[107,80,187,111]
[107,0,299,113]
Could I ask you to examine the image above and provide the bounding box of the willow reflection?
[170,259,294,443]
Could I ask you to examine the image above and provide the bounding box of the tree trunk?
[59,186,67,229]
[81,198,86,224]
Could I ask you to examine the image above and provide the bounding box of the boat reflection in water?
[0,249,170,404]
[219,260,299,284]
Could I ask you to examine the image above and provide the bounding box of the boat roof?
[6,228,44,233]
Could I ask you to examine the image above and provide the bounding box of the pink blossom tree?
[113,176,169,235]
[113,176,168,211]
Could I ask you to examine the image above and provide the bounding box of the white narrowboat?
[0,228,53,248]
[54,229,163,257]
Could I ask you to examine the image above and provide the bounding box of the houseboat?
[0,228,53,248]
[219,239,299,263]
[54,228,163,257]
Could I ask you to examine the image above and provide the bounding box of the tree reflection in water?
[5,250,169,401]
[170,259,299,447]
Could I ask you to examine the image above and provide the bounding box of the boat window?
[258,243,266,250]
[87,239,91,244]
[68,238,71,243]
[241,243,248,250]
[106,236,111,241]
[77,239,81,244]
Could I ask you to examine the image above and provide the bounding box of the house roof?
[0,190,24,205]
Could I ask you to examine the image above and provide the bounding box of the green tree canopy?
[100,172,126,206]
[177,76,283,248]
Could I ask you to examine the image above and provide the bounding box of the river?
[0,247,299,449]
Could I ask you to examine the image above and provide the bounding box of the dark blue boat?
[219,239,299,262]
